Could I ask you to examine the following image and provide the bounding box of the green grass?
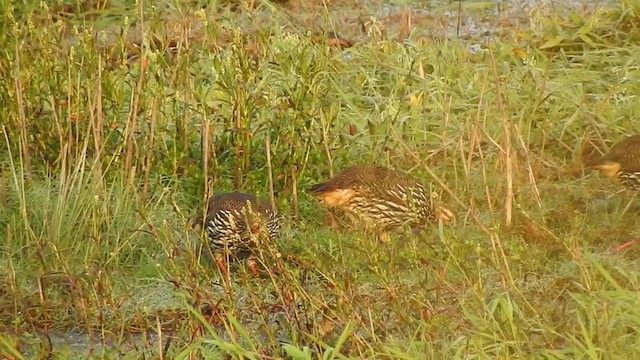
[1,0,640,358]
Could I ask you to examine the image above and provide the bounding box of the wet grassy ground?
[1,0,639,358]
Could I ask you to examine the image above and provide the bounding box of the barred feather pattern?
[618,171,640,191]
[198,192,280,254]
[586,134,640,191]
[347,184,433,230]
[309,165,436,232]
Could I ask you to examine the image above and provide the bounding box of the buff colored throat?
[590,161,622,179]
[319,189,356,207]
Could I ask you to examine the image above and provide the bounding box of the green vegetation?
[1,0,640,358]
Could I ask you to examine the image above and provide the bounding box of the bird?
[308,164,452,241]
[193,192,280,274]
[584,134,640,191]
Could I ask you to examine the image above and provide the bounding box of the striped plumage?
[194,192,280,257]
[308,165,447,237]
[585,134,640,191]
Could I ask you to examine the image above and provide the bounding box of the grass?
[1,0,640,358]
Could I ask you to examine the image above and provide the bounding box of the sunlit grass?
[1,0,640,358]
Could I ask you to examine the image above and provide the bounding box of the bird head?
[411,206,454,236]
[585,159,622,179]
[190,214,205,231]
[434,206,455,225]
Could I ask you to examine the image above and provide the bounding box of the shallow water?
[362,0,616,40]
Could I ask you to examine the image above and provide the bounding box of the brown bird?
[193,192,280,274]
[585,134,640,191]
[308,164,452,241]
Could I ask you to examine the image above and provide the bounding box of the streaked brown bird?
[585,134,640,191]
[308,164,452,241]
[193,192,280,273]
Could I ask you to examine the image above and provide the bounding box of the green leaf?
[539,35,566,49]
[228,313,257,352]
[326,321,355,360]
[282,344,312,360]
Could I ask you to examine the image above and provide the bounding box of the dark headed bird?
[585,134,640,191]
[193,192,280,274]
[308,164,453,241]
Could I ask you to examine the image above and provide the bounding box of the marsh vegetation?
[1,0,639,358]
